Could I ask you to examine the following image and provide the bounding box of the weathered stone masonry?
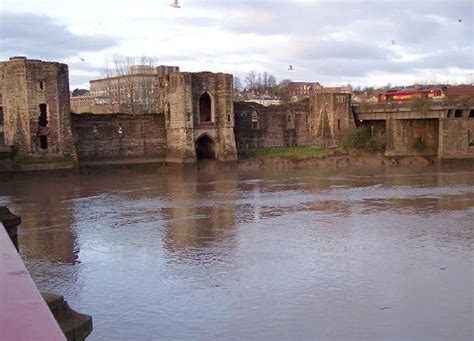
[0,57,76,159]
[159,71,237,162]
[234,90,355,149]
[1,57,473,169]
[71,113,167,161]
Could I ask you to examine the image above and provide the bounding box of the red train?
[378,87,448,102]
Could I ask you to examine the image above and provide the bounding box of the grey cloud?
[285,38,397,61]
[0,12,118,60]
[134,15,214,28]
[68,61,103,73]
[415,49,473,70]
[69,75,95,89]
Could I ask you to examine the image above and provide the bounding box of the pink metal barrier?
[0,222,66,341]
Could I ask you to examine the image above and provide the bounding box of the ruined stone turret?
[0,57,77,160]
[310,87,355,140]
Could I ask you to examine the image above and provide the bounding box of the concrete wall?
[71,113,166,161]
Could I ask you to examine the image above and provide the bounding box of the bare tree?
[245,71,257,91]
[276,79,293,103]
[262,71,269,89]
[233,76,243,91]
[101,55,158,114]
[267,74,277,88]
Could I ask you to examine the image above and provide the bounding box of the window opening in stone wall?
[0,107,4,144]
[305,114,309,123]
[199,92,212,122]
[166,103,171,124]
[287,112,295,130]
[337,119,341,131]
[39,104,48,127]
[251,111,259,130]
[469,109,474,118]
[227,113,231,122]
[39,81,45,90]
[38,104,48,149]
[468,130,474,147]
[336,95,345,103]
[454,109,463,118]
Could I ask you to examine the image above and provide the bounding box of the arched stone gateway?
[195,135,216,159]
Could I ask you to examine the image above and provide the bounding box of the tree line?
[234,71,294,101]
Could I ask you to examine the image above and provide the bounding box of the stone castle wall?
[71,113,167,161]
[234,101,312,149]
[160,72,237,162]
[310,92,355,140]
[234,95,351,149]
[0,58,76,158]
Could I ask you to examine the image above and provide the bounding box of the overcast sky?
[1,0,472,89]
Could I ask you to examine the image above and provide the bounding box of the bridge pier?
[353,100,474,159]
[385,118,439,157]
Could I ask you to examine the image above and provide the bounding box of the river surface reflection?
[1,163,473,340]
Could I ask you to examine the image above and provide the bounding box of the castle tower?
[310,87,355,140]
[0,57,76,159]
[160,71,237,162]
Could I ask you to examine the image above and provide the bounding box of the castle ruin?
[0,57,76,162]
[160,71,237,162]
[1,57,473,171]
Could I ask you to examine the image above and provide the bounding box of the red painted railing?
[0,222,66,341]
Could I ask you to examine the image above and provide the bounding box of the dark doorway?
[39,135,48,149]
[199,92,212,122]
[195,135,216,159]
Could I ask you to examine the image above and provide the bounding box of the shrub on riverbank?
[239,146,328,161]
[340,126,384,153]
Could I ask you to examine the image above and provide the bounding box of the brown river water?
[1,162,473,340]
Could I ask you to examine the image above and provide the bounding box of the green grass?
[241,146,328,161]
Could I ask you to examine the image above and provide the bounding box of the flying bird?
[458,19,462,22]
[171,0,180,8]
[288,65,294,71]
[80,58,85,62]
[391,40,396,45]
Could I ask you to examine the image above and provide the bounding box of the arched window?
[199,92,212,122]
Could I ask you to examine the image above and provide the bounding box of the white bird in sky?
[171,0,180,8]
